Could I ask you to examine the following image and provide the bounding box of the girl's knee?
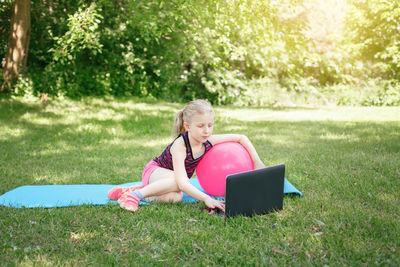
[160,191,183,203]
[173,191,183,202]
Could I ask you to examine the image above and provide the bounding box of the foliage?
[362,79,400,106]
[345,0,400,79]
[1,0,399,105]
[0,0,14,91]
[41,2,105,97]
[50,3,103,63]
[0,0,13,64]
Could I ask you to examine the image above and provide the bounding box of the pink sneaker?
[118,192,141,212]
[108,185,143,200]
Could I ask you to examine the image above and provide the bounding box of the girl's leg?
[139,167,183,203]
[118,167,182,211]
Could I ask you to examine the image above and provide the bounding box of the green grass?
[1,97,399,266]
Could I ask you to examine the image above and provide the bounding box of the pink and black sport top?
[153,131,213,178]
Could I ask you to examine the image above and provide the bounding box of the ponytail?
[172,99,214,138]
[173,109,185,138]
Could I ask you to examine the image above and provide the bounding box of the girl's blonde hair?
[173,99,214,138]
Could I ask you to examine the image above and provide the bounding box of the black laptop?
[224,164,285,218]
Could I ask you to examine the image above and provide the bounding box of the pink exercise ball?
[196,141,254,196]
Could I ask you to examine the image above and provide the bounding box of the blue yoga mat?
[0,178,302,209]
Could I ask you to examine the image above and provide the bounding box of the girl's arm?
[170,138,225,211]
[208,134,266,169]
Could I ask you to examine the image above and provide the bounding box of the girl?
[108,99,266,212]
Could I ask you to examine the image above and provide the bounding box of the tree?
[1,0,31,93]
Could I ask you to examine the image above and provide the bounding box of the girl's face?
[184,113,214,144]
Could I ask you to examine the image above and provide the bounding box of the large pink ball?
[196,142,254,196]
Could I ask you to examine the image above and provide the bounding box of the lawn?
[0,97,399,266]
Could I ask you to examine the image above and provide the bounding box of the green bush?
[362,80,400,106]
[1,0,399,105]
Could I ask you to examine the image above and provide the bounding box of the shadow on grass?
[0,99,61,121]
[1,99,399,182]
[0,99,399,266]
[0,99,177,191]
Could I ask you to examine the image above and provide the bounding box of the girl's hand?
[254,160,266,170]
[204,197,225,212]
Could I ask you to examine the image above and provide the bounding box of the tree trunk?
[1,0,31,92]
